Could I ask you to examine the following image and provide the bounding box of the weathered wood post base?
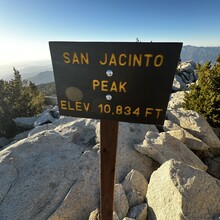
[100,120,119,220]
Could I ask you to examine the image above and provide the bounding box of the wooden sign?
[49,42,182,125]
[49,41,182,220]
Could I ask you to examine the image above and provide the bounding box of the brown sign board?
[49,42,182,125]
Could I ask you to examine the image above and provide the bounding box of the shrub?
[37,81,56,96]
[0,68,44,137]
[183,55,220,127]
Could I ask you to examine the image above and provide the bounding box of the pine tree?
[183,55,220,127]
[0,68,45,137]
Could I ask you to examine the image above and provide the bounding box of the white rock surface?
[0,117,158,219]
[168,91,185,109]
[135,131,207,171]
[167,109,220,154]
[166,129,186,142]
[28,123,56,137]
[0,131,100,220]
[163,120,210,151]
[0,118,99,220]
[147,159,220,220]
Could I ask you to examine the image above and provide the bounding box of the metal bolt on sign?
[106,94,112,101]
[106,69,113,77]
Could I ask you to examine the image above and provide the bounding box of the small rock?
[113,212,120,220]
[13,130,30,142]
[178,60,196,74]
[204,157,220,179]
[176,60,197,84]
[213,215,220,220]
[172,75,187,92]
[88,208,99,220]
[88,209,119,220]
[0,137,10,149]
[114,184,129,219]
[127,203,148,220]
[13,116,37,130]
[122,169,148,208]
[50,106,60,119]
[34,106,59,127]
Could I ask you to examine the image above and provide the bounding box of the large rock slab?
[135,131,207,171]
[0,128,100,220]
[147,159,220,220]
[0,163,18,202]
[167,109,220,154]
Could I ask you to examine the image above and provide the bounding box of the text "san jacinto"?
[63,52,164,67]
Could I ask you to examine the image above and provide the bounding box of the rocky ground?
[0,61,220,220]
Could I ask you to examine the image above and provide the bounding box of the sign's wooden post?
[100,120,119,220]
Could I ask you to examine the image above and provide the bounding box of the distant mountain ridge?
[181,45,220,64]
[28,71,54,85]
[1,45,220,84]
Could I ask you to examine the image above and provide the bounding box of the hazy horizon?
[1,44,220,80]
[0,59,52,79]
[1,0,220,69]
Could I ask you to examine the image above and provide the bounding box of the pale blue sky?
[0,0,220,65]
